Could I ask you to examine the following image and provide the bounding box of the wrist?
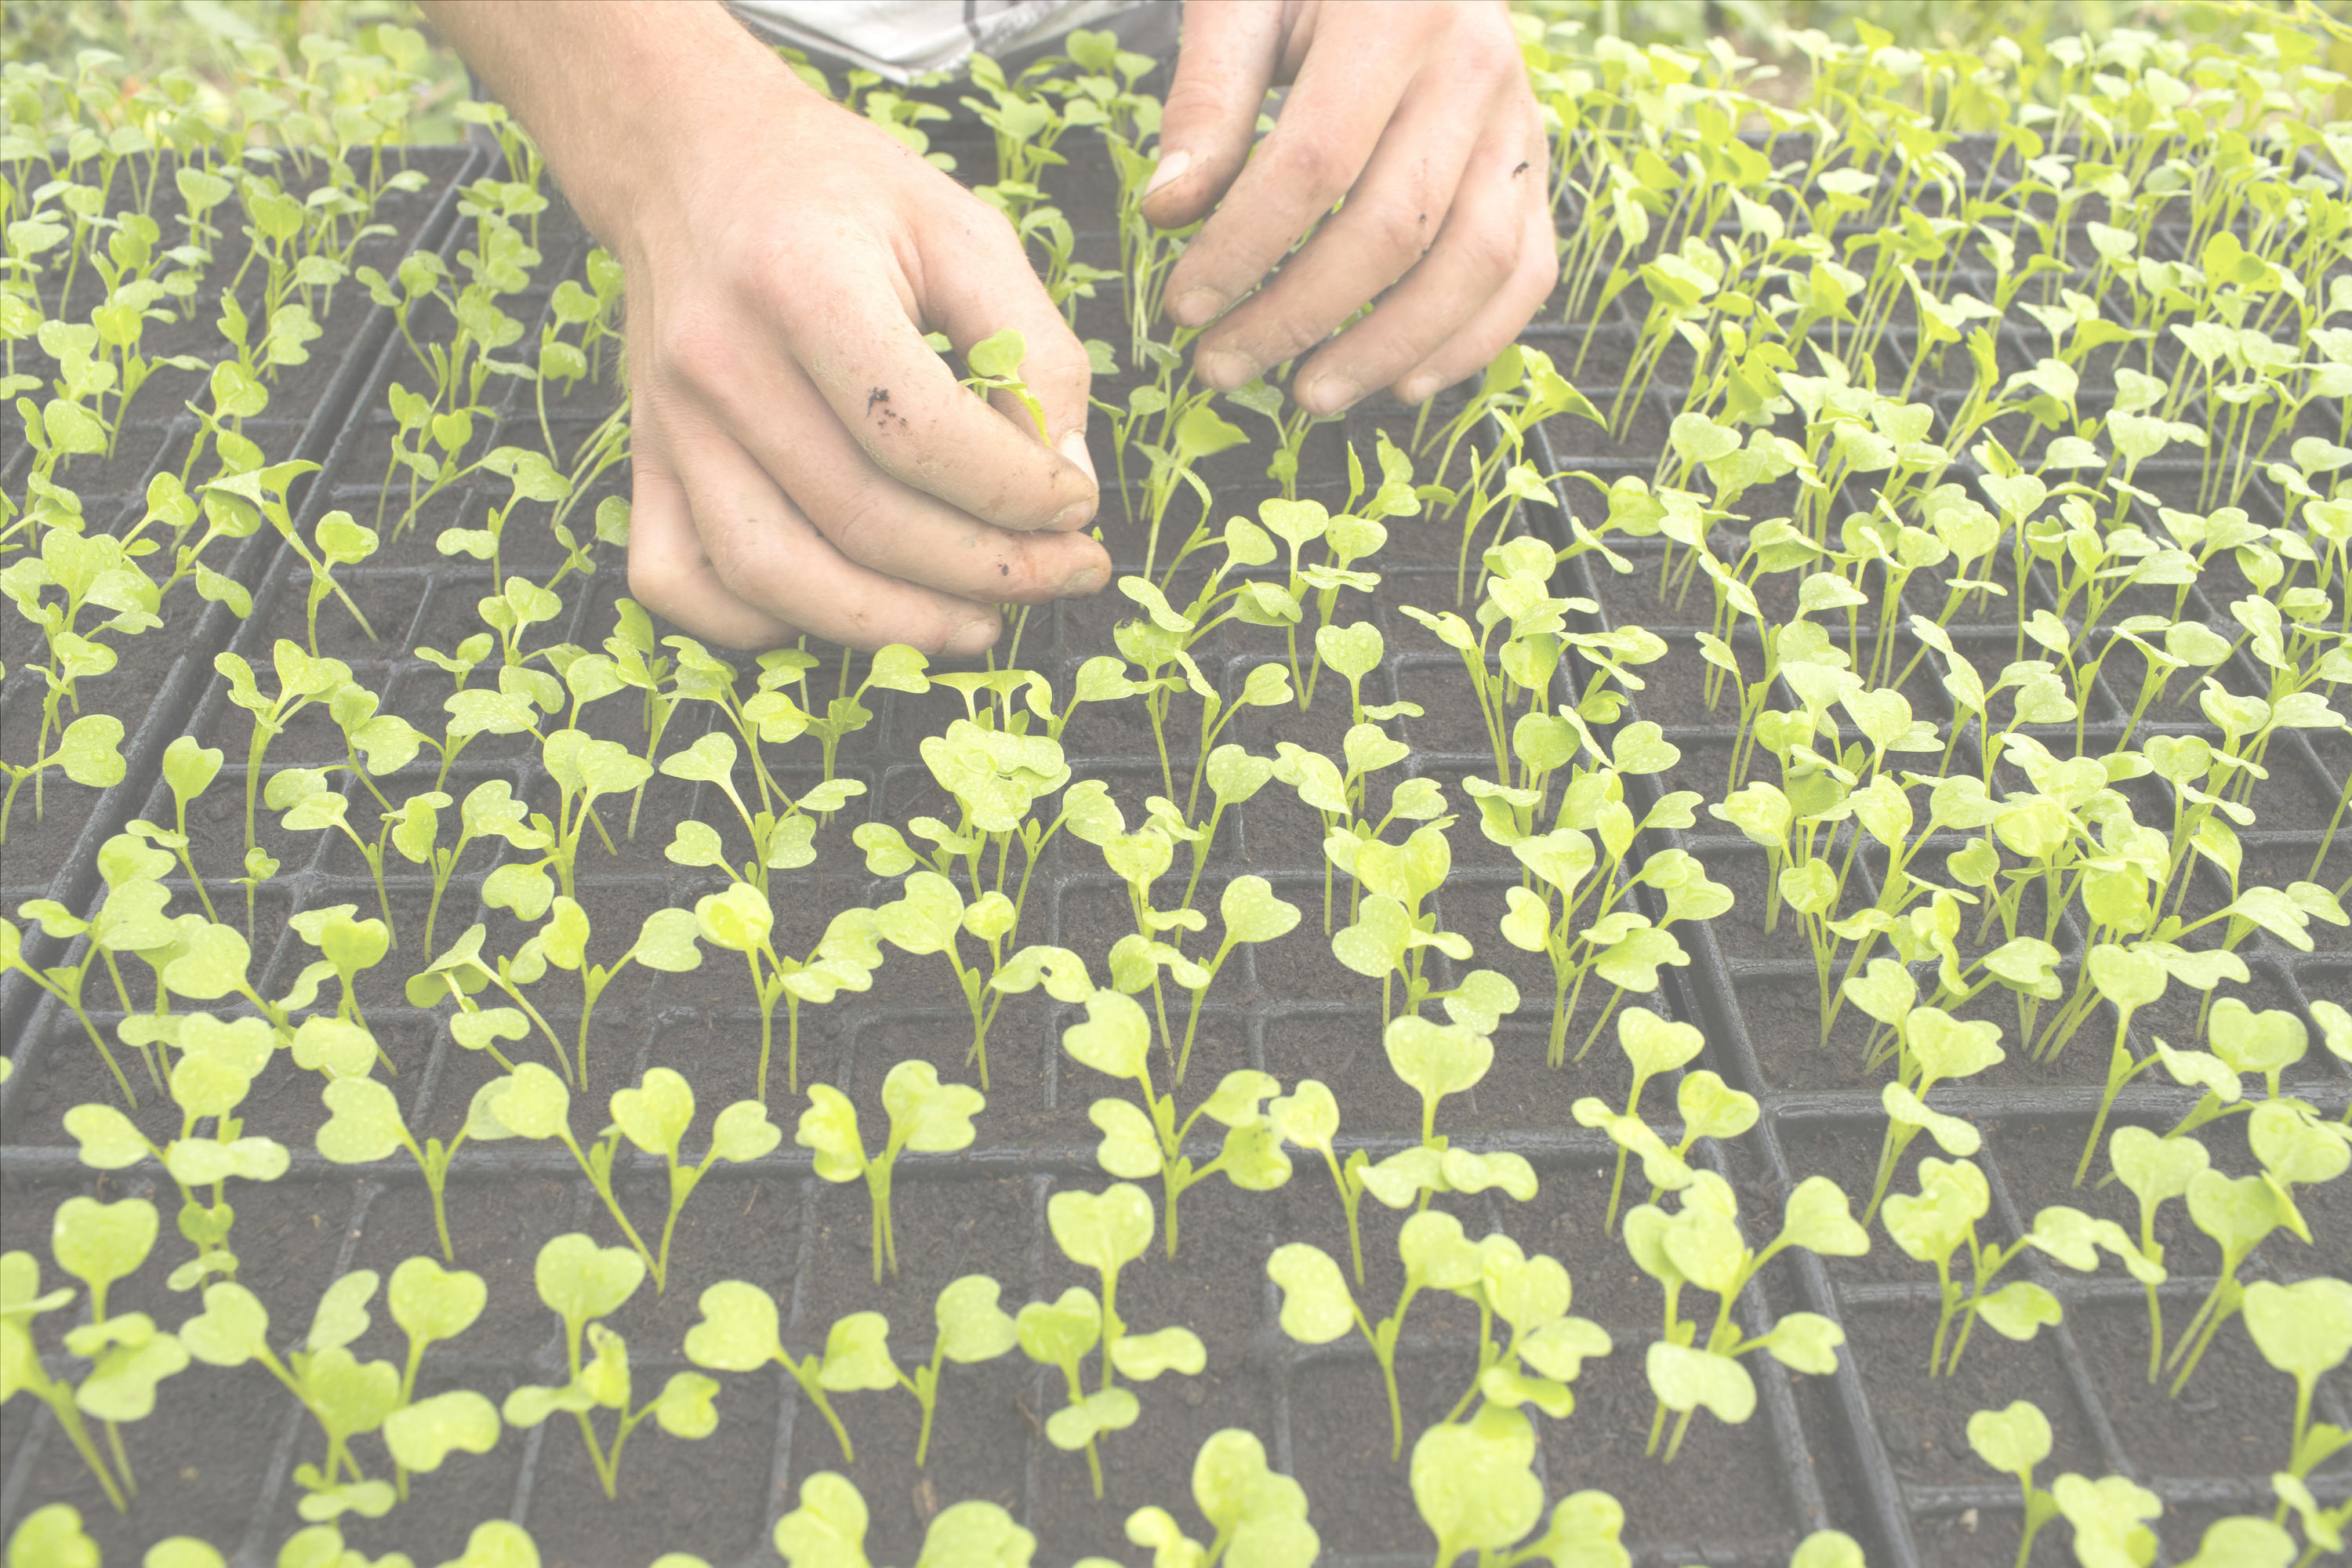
[425,2,811,259]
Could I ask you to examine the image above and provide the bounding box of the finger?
[1138,0,1286,231]
[1186,61,1497,402]
[1390,170,1559,405]
[1157,11,1429,330]
[918,209,1100,502]
[626,444,802,651]
[1283,110,1544,415]
[672,424,1004,657]
[691,322,1112,600]
[764,213,1095,533]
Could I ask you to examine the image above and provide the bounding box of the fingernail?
[946,615,1000,657]
[1142,147,1192,201]
[1058,427,1097,484]
[1171,286,1225,327]
[1302,372,1359,416]
[1397,375,1440,405]
[1058,562,1109,598]
[1197,348,1254,390]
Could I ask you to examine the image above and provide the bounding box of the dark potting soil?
[12,143,2351,1568]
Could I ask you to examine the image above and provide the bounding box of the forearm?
[419,1,805,255]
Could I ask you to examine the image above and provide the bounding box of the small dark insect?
[1512,160,1531,176]
[866,387,891,417]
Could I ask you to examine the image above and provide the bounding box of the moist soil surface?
[6,130,2351,1568]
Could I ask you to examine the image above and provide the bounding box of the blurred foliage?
[1,0,472,142]
[1523,0,2352,111]
[7,0,2349,140]
[1529,0,2343,49]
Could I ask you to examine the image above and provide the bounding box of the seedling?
[0,1200,187,1512]
[500,1233,717,1499]
[178,1269,412,1519]
[797,1059,984,1281]
[660,730,862,899]
[2165,1167,2310,1397]
[1414,1410,1632,1568]
[1966,1400,2062,1568]
[873,869,1018,1090]
[1121,1428,1321,1568]
[960,327,1050,443]
[1625,1171,1865,1460]
[683,1282,891,1465]
[470,1062,777,1290]
[1882,1156,2158,1376]
[524,897,704,1084]
[314,1075,503,1262]
[1062,988,1291,1256]
[772,1471,1035,1567]
[1858,1000,2005,1223]
[1572,1008,1759,1233]
[902,1275,1018,1467]
[64,1011,290,1288]
[692,884,885,1099]
[380,1257,496,1501]
[1269,1075,1537,1290]
[2241,1277,2352,1484]
[1270,1210,1530,1461]
[1028,1181,1203,1496]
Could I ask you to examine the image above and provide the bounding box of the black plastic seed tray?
[0,145,487,1051]
[1542,323,2352,1568]
[5,124,2350,1568]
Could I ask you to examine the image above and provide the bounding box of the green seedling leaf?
[1047,1184,1153,1276]
[1617,1006,1702,1077]
[915,1503,1034,1567]
[533,1232,644,1330]
[178,1283,272,1367]
[816,1313,898,1392]
[315,1078,407,1165]
[1015,1287,1102,1371]
[774,1470,869,1567]
[6,1506,100,1568]
[1109,1326,1205,1381]
[884,1060,984,1154]
[2242,1277,2352,1385]
[389,1255,487,1349]
[683,1281,786,1371]
[1646,1341,1756,1425]
[1063,989,1152,1080]
[1219,876,1300,946]
[51,1196,157,1303]
[1384,1016,1493,1119]
[935,1276,1018,1364]
[1046,1387,1139,1450]
[383,1389,500,1475]
[1410,1403,1544,1559]
[2049,1474,2161,1568]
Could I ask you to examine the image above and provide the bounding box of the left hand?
[1138,0,1555,416]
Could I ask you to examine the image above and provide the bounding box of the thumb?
[1138,0,1286,230]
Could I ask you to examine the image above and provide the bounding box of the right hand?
[436,3,1109,655]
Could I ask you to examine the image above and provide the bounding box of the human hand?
[1138,0,1554,417]
[427,2,1107,655]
